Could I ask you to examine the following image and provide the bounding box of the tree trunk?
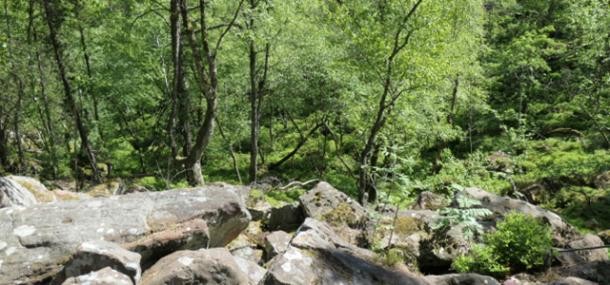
[448,76,459,125]
[248,30,259,183]
[43,0,102,183]
[179,0,243,186]
[168,0,182,160]
[356,0,424,205]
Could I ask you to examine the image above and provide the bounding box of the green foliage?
[453,212,553,277]
[432,193,492,240]
[452,244,510,276]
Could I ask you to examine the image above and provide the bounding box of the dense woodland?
[0,0,609,231]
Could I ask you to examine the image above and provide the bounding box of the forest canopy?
[0,0,608,223]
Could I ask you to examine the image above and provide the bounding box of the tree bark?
[357,0,424,205]
[43,0,102,183]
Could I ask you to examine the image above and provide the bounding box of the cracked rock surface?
[0,186,250,284]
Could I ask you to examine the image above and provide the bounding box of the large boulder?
[299,182,370,246]
[463,187,577,245]
[7,175,56,203]
[0,185,251,284]
[557,234,608,266]
[52,240,141,285]
[0,176,38,208]
[424,273,500,285]
[61,267,133,285]
[371,210,438,269]
[263,218,429,285]
[552,261,610,284]
[411,191,448,210]
[140,248,251,285]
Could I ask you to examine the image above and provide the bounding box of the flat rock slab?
[0,186,251,284]
[61,267,133,285]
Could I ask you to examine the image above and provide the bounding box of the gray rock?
[61,267,133,285]
[231,246,264,265]
[7,176,57,203]
[425,273,500,285]
[264,202,304,231]
[558,234,608,266]
[503,274,544,285]
[53,240,141,285]
[140,248,250,285]
[553,261,610,284]
[263,218,429,285]
[0,186,250,284]
[550,277,599,285]
[0,176,37,208]
[411,191,447,210]
[463,187,577,245]
[234,256,267,284]
[264,230,291,261]
[248,199,272,221]
[371,210,438,267]
[299,182,369,246]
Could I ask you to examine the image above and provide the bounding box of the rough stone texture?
[557,234,608,266]
[418,222,472,272]
[263,218,429,285]
[61,267,133,285]
[0,176,38,208]
[425,273,500,285]
[8,176,56,203]
[463,187,576,245]
[52,240,141,285]
[411,191,447,210]
[140,248,250,285]
[234,255,266,284]
[553,261,610,284]
[231,246,264,265]
[264,202,305,231]
[550,277,599,285]
[117,185,150,195]
[371,210,438,268]
[502,273,544,285]
[597,230,610,244]
[0,186,250,284]
[299,182,370,246]
[248,199,272,221]
[85,180,124,197]
[264,230,291,261]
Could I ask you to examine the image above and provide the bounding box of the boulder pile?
[0,176,607,284]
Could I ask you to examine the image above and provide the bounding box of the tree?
[42,0,102,183]
[179,0,244,185]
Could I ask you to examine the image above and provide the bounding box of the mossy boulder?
[299,182,370,246]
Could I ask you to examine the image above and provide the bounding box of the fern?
[432,193,492,240]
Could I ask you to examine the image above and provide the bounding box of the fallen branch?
[278,179,319,191]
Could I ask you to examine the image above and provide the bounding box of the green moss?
[321,202,358,226]
[394,216,421,235]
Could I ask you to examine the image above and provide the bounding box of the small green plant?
[452,244,510,276]
[432,192,492,240]
[452,212,554,277]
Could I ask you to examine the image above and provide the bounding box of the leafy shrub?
[452,212,553,277]
[452,244,510,276]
